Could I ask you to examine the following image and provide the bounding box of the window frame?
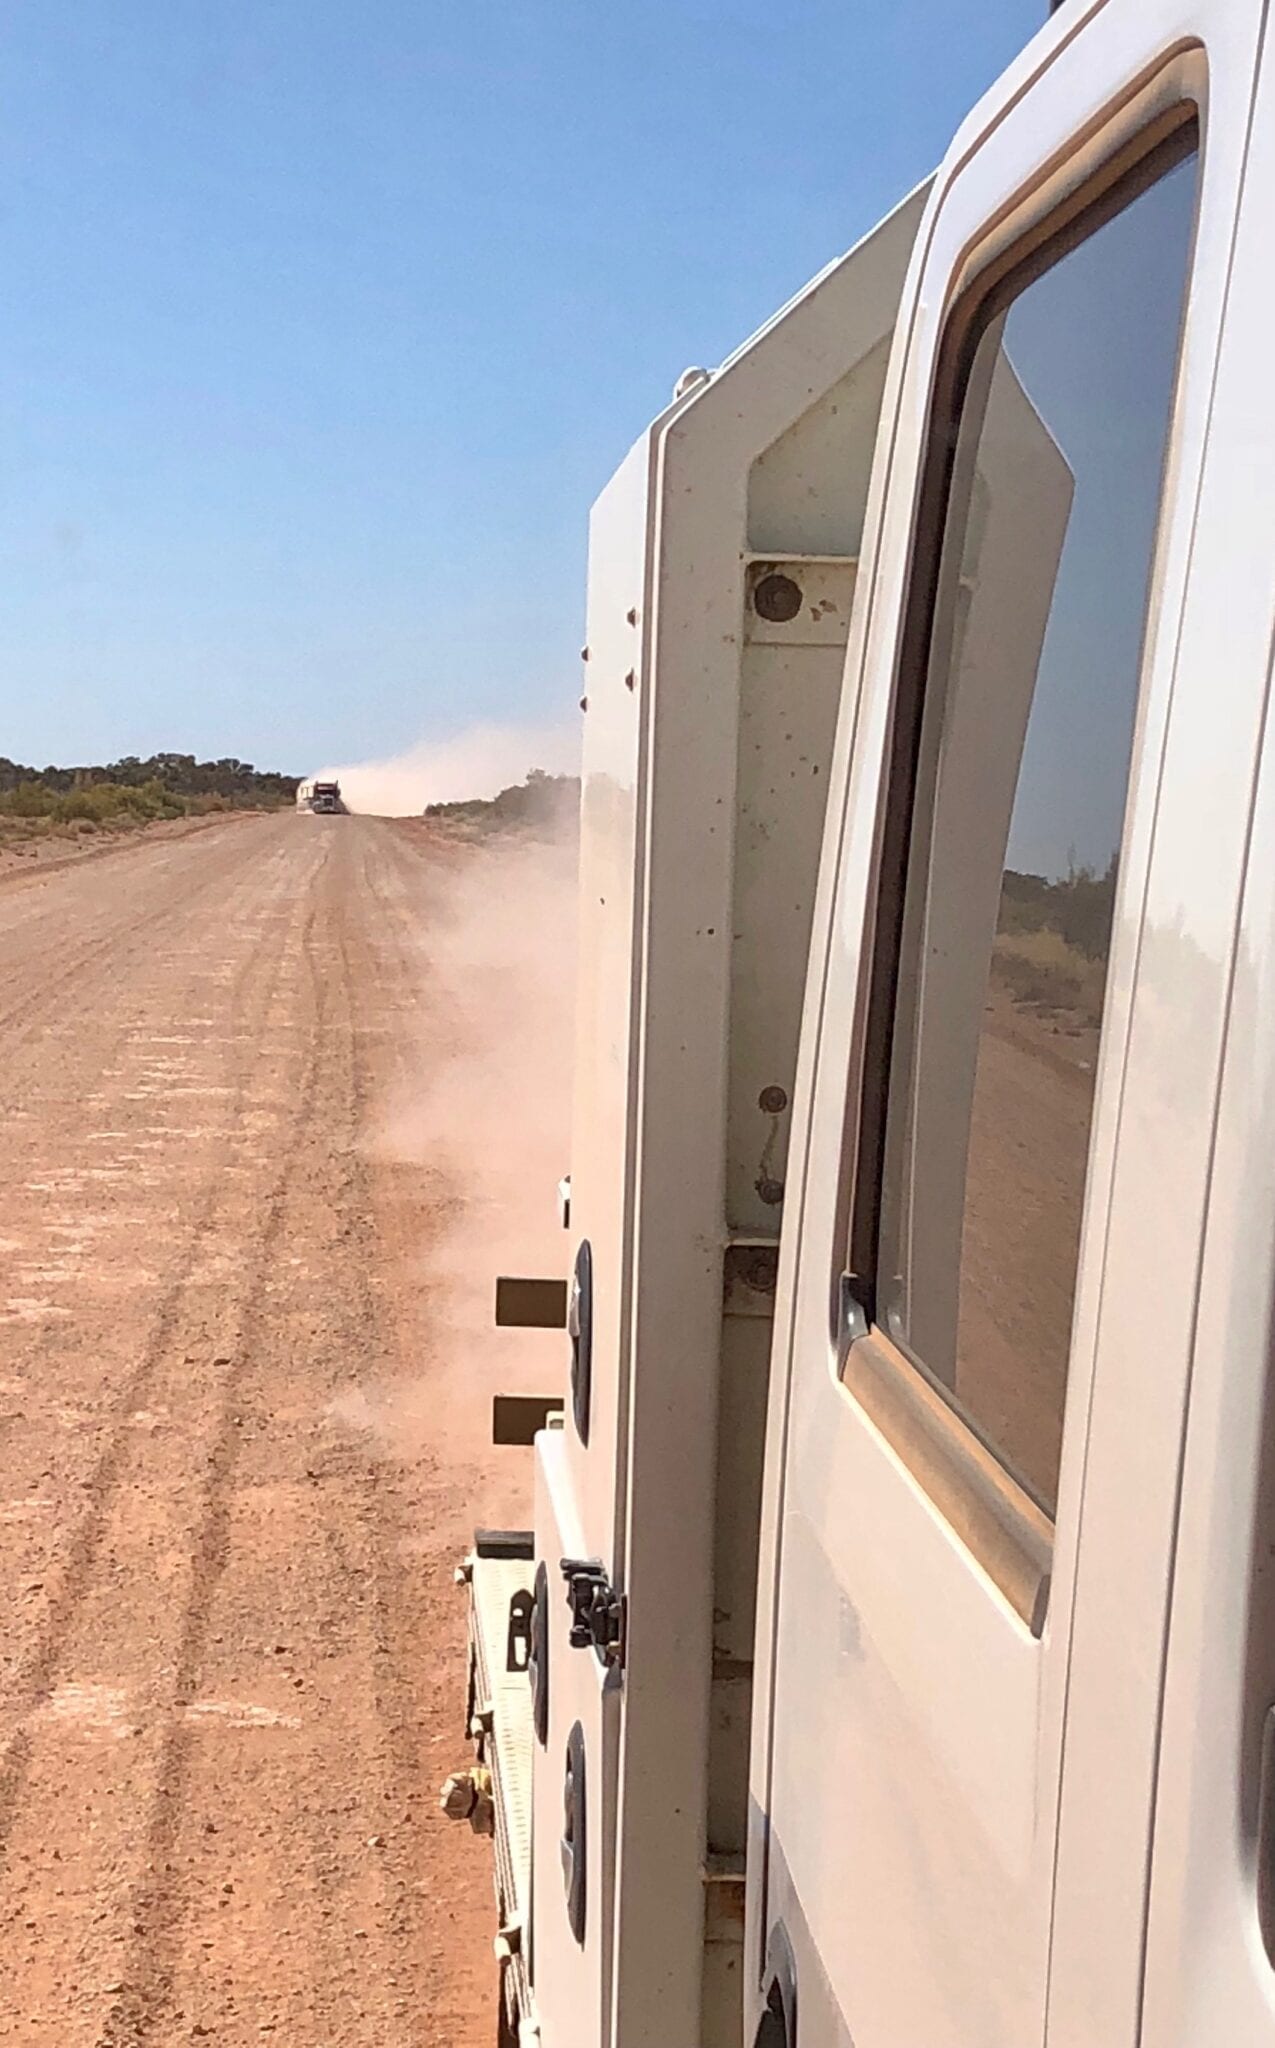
[837,108,1202,1625]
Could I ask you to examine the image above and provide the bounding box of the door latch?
[559,1558,624,1666]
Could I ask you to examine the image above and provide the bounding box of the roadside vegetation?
[423,767,579,840]
[0,752,298,857]
[992,859,1116,1032]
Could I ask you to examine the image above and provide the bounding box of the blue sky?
[0,0,1034,775]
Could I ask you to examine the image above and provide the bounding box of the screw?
[759,1085,787,1114]
[624,669,636,691]
[757,1177,785,1207]
[626,607,638,626]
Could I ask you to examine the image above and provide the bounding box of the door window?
[868,135,1199,1515]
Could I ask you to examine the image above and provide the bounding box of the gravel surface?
[0,813,512,2047]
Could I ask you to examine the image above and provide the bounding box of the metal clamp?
[559,1558,624,1666]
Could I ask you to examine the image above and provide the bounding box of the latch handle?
[559,1557,625,1665]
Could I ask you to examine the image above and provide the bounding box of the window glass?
[875,142,1198,1514]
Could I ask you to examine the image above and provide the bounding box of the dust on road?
[0,813,545,2047]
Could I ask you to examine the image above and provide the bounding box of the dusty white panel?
[727,556,857,1236]
[747,339,891,558]
[525,182,929,2048]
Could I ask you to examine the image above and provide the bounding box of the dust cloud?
[316,720,578,816]
[336,819,578,1525]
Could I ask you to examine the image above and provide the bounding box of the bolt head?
[753,572,803,624]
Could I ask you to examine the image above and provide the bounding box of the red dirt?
[0,813,526,2047]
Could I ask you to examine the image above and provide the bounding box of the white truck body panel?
[529,190,926,2048]
[1124,28,1275,2048]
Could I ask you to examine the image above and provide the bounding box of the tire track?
[0,815,499,2048]
[0,821,280,1052]
[0,834,330,1878]
[98,899,329,2045]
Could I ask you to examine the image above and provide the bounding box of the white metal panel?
[749,4,1265,2046]
[611,192,925,2048]
[567,428,666,1551]
[1132,30,1275,2041]
[746,346,890,558]
[727,557,858,1234]
[1037,8,1268,2042]
[530,413,670,2048]
[532,1431,621,2048]
[529,187,926,2048]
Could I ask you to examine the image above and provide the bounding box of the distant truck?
[299,779,344,815]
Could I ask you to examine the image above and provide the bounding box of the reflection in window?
[876,141,1198,1513]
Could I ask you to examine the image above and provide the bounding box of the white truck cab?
[457,3,1275,2044]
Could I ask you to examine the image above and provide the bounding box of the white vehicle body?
[460,3,1275,2044]
[532,186,925,2048]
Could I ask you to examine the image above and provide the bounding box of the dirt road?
[0,814,518,2047]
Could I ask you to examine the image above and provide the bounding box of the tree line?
[423,768,579,836]
[0,753,298,803]
[998,855,1117,963]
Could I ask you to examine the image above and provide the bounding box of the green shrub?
[53,788,111,823]
[992,927,1106,1028]
[1,780,57,818]
[49,778,187,826]
[3,765,284,832]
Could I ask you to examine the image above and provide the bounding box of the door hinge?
[559,1558,625,1666]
